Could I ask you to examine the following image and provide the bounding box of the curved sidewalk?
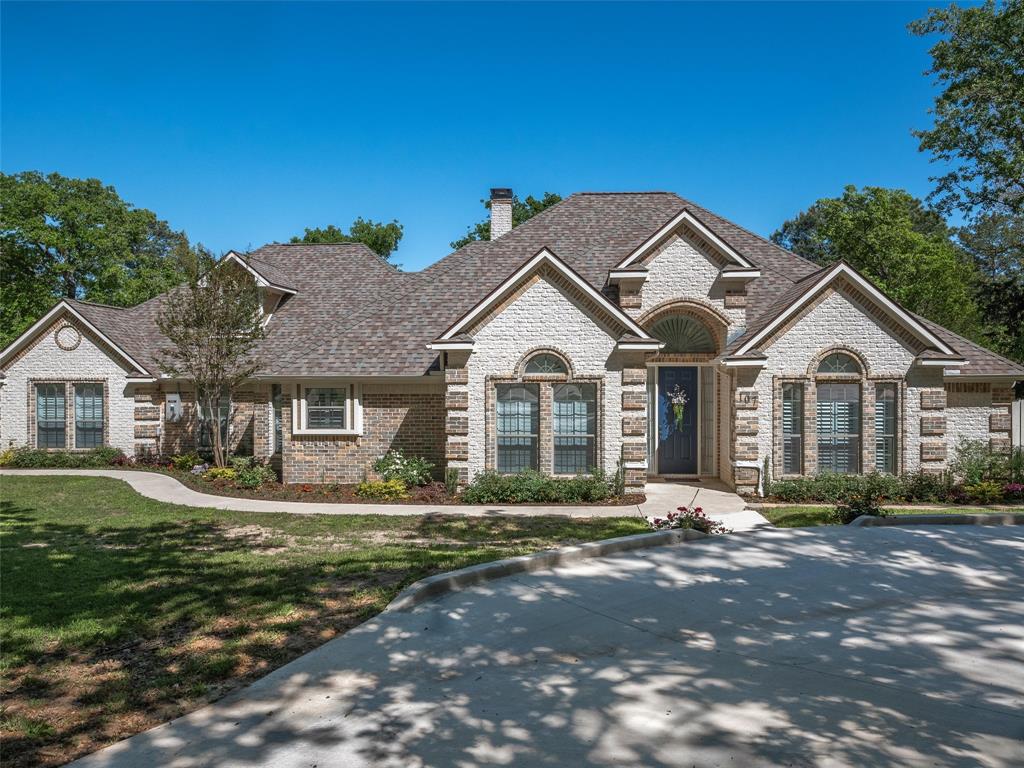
[0,469,768,526]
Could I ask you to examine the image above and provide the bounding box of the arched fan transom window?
[524,353,568,375]
[817,353,861,375]
[649,315,716,354]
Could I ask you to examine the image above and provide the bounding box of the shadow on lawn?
[62,524,1024,768]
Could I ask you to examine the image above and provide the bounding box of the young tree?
[0,171,187,347]
[291,217,404,261]
[156,247,265,467]
[451,192,562,249]
[771,186,983,339]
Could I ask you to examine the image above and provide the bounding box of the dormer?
[222,250,297,324]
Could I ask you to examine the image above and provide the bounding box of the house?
[2,189,1021,495]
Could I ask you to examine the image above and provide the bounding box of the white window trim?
[292,382,363,436]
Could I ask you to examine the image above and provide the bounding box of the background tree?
[156,247,265,468]
[0,171,187,347]
[451,192,562,249]
[771,185,983,339]
[291,217,403,261]
[910,0,1024,218]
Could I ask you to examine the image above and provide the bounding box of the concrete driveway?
[72,525,1024,768]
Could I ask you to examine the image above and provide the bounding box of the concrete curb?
[850,512,1024,528]
[385,527,708,612]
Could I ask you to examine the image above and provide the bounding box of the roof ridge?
[253,241,403,274]
[68,298,128,310]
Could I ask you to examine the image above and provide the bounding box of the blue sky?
[2,1,947,271]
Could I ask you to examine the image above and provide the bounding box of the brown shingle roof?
[53,193,1022,380]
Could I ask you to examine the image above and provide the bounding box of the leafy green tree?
[910,0,1024,218]
[451,192,562,249]
[0,171,187,347]
[156,247,265,468]
[771,186,983,339]
[291,218,403,261]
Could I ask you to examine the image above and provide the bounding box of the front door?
[657,366,699,475]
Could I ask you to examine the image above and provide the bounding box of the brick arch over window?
[639,300,728,356]
[515,347,576,380]
[806,346,872,378]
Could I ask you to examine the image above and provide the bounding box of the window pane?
[817,353,861,375]
[782,383,804,475]
[271,384,283,453]
[198,394,231,448]
[524,353,567,375]
[36,383,66,448]
[306,387,346,429]
[875,383,897,474]
[817,382,861,474]
[75,384,104,449]
[553,383,596,474]
[496,384,538,473]
[700,367,715,475]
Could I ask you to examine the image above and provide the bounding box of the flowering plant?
[666,385,689,431]
[1004,482,1023,501]
[649,506,728,535]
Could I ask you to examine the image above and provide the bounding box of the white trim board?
[734,262,957,357]
[616,209,755,270]
[0,300,152,375]
[439,248,655,341]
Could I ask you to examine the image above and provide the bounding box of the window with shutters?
[875,383,897,474]
[75,384,104,449]
[782,382,804,475]
[496,383,539,473]
[817,381,861,474]
[36,383,66,448]
[553,383,596,474]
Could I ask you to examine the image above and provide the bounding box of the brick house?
[2,189,1021,494]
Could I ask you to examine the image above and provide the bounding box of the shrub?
[170,452,203,472]
[1004,482,1024,502]
[649,506,728,535]
[0,448,15,467]
[203,467,237,481]
[459,470,614,504]
[372,450,435,486]
[355,479,409,500]
[964,481,1005,505]
[898,471,955,503]
[1,446,126,468]
[831,485,886,525]
[949,438,1008,484]
[235,462,277,489]
[444,467,460,496]
[1009,447,1024,484]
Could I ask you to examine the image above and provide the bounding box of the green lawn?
[0,476,648,768]
[762,505,1022,528]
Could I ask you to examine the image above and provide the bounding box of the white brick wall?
[0,318,136,454]
[466,277,624,479]
[632,233,746,332]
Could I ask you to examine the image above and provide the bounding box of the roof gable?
[616,208,756,270]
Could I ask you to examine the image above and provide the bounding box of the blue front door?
[658,366,699,475]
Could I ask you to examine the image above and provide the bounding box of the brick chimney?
[490,188,513,240]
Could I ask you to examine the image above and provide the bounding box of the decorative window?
[553,383,597,474]
[817,353,861,375]
[524,353,568,375]
[817,382,861,474]
[75,384,104,449]
[782,382,804,475]
[271,384,283,453]
[496,383,539,473]
[36,383,66,449]
[295,384,361,434]
[649,316,716,354]
[875,383,897,474]
[198,394,231,449]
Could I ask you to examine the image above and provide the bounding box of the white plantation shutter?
[75,384,104,448]
[817,382,861,474]
[782,383,804,474]
[875,384,897,473]
[36,383,66,448]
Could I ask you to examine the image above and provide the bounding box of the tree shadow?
[59,525,1024,768]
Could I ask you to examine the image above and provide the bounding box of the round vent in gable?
[55,324,82,351]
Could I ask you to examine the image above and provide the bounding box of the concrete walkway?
[0,469,770,529]
[69,525,1024,768]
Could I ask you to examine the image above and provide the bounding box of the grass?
[762,505,1023,528]
[0,475,649,767]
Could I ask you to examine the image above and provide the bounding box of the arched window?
[817,353,861,375]
[649,315,716,354]
[524,352,568,375]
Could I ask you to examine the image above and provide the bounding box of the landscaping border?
[385,527,708,612]
[850,512,1024,527]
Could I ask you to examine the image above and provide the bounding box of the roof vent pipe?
[490,188,513,240]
